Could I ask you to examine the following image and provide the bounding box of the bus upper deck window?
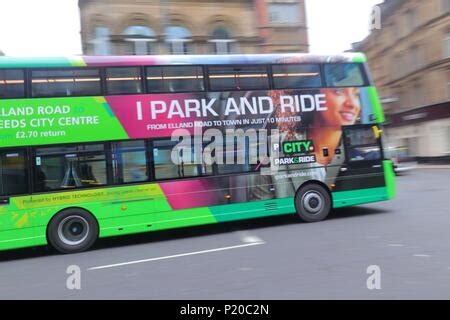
[31,68,101,98]
[0,69,25,99]
[146,66,204,93]
[106,67,142,95]
[324,63,366,87]
[272,64,322,89]
[208,65,270,91]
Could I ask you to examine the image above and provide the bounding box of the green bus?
[0,53,396,253]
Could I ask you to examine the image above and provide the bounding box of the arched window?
[93,27,111,55]
[123,26,156,55]
[209,27,236,54]
[165,25,192,54]
[443,0,450,12]
[444,30,450,59]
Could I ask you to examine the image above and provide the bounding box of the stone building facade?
[354,0,450,159]
[78,0,309,55]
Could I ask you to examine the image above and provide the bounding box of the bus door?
[339,125,385,189]
[342,125,384,165]
[0,148,30,230]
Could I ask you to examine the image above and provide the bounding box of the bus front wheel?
[47,208,99,254]
[294,184,331,222]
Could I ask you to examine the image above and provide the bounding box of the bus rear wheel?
[294,184,331,222]
[47,208,98,254]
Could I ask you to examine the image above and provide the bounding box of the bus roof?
[0,53,367,68]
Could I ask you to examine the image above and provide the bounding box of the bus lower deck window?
[0,149,28,196]
[111,140,149,184]
[34,143,107,191]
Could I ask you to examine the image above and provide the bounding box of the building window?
[391,22,400,41]
[165,25,192,54]
[447,126,450,153]
[447,71,450,100]
[209,27,236,54]
[93,27,111,55]
[412,81,424,106]
[31,68,101,98]
[34,144,108,192]
[123,26,156,55]
[106,67,142,94]
[393,55,403,78]
[444,30,450,58]
[0,149,28,196]
[409,45,423,73]
[0,69,25,99]
[268,3,301,25]
[405,9,417,34]
[443,0,450,12]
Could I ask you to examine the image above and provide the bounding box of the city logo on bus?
[282,140,315,155]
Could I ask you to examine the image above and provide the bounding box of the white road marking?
[413,254,431,257]
[239,233,264,244]
[88,241,265,271]
[388,244,405,247]
[238,267,253,271]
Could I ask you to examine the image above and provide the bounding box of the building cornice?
[79,0,252,7]
[378,58,450,87]
[359,12,450,56]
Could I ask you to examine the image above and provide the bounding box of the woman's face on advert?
[319,88,361,126]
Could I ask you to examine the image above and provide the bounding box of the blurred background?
[0,0,449,166]
[352,0,450,168]
[0,1,449,299]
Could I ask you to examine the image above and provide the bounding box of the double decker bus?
[0,53,396,254]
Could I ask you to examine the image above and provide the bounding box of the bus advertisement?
[0,53,396,253]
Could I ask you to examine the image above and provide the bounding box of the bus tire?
[47,208,98,254]
[294,184,331,222]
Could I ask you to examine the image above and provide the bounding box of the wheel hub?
[302,191,324,214]
[57,216,90,246]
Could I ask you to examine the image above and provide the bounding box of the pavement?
[0,168,450,299]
